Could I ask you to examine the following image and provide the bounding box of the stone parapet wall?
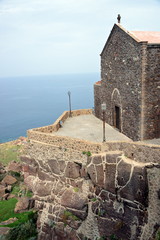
[26,140,88,164]
[27,131,102,153]
[103,141,160,163]
[32,109,92,133]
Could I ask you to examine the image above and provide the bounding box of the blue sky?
[0,0,160,77]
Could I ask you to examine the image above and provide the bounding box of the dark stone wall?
[143,46,160,139]
[94,83,102,118]
[94,24,142,141]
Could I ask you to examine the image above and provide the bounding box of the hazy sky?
[0,0,160,77]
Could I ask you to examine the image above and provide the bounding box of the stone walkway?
[53,114,132,143]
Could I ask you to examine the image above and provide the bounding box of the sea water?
[0,73,99,143]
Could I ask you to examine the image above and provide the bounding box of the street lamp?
[101,102,106,142]
[68,91,72,117]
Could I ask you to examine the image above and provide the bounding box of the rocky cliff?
[21,140,160,240]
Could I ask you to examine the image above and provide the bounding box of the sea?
[0,73,99,143]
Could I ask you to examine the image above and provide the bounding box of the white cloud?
[0,0,159,77]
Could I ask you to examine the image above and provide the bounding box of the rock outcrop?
[21,140,160,240]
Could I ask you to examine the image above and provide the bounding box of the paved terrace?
[52,114,132,142]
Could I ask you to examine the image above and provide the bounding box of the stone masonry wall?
[94,83,102,118]
[143,45,160,140]
[27,131,102,153]
[22,140,160,240]
[94,24,142,141]
[103,141,160,164]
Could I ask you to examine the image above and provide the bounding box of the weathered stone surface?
[92,155,102,164]
[38,169,53,181]
[0,227,10,235]
[87,164,96,184]
[105,151,123,163]
[65,162,80,179]
[104,163,116,193]
[0,185,6,198]
[24,175,36,191]
[48,159,60,175]
[80,166,87,178]
[2,193,9,200]
[35,181,53,197]
[96,164,104,187]
[14,197,30,213]
[21,156,37,166]
[1,175,17,185]
[66,207,88,221]
[23,164,37,176]
[0,217,17,225]
[61,189,87,210]
[59,160,66,172]
[117,159,132,186]
[7,161,22,173]
[120,166,148,206]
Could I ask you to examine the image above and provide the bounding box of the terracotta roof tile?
[130,31,160,44]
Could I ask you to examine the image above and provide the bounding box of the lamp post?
[68,91,72,117]
[101,102,106,142]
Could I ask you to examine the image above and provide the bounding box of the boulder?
[0,185,6,198]
[7,161,22,173]
[14,197,30,213]
[1,175,17,185]
[2,193,9,200]
[0,227,10,236]
[0,217,17,225]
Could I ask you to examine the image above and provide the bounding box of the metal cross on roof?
[117,14,121,24]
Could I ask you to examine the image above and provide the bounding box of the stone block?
[38,170,53,181]
[7,161,22,173]
[0,185,6,198]
[59,160,66,172]
[1,175,17,185]
[104,163,116,194]
[92,155,102,164]
[14,197,30,213]
[96,164,104,187]
[35,181,53,197]
[120,166,148,206]
[105,151,123,163]
[116,159,132,187]
[65,162,80,179]
[48,159,60,175]
[87,164,96,184]
[61,189,87,210]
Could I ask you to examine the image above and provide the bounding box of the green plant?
[11,184,33,198]
[0,143,23,166]
[91,197,97,202]
[48,219,56,228]
[73,187,79,192]
[82,151,91,157]
[62,210,80,223]
[110,234,118,240]
[156,231,160,240]
[6,217,37,240]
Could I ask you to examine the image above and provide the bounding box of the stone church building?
[94,23,160,141]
